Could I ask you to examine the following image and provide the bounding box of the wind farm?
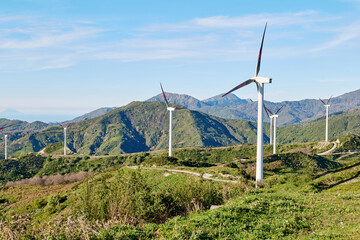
[1,0,360,239]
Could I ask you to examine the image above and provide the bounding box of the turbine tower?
[264,104,285,154]
[58,122,72,155]
[4,134,8,160]
[0,124,14,159]
[160,83,185,157]
[319,97,332,142]
[222,23,272,184]
[264,105,273,145]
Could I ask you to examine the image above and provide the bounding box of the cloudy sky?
[0,0,359,121]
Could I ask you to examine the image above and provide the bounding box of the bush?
[33,198,47,209]
[80,168,224,225]
[6,171,92,187]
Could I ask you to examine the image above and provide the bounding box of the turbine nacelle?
[167,107,176,111]
[252,76,272,84]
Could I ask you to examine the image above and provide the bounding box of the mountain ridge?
[3,101,261,156]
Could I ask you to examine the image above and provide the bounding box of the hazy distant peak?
[202,93,250,107]
[147,92,208,109]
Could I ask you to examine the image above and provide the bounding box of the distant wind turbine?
[264,105,273,145]
[264,104,285,154]
[0,124,14,159]
[319,96,332,142]
[222,23,272,184]
[160,83,185,157]
[58,122,73,155]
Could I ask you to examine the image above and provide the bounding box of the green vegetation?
[5,101,262,155]
[1,132,360,239]
[278,107,360,144]
[0,153,44,184]
[43,142,63,154]
[3,101,360,156]
[336,134,360,152]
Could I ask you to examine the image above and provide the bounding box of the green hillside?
[4,101,262,156]
[0,143,359,239]
[278,106,360,143]
[3,102,360,157]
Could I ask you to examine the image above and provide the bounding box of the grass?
[1,137,360,239]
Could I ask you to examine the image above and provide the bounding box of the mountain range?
[1,102,261,156]
[2,89,359,128]
[148,89,360,126]
[0,89,359,156]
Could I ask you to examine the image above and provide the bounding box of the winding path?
[318,141,337,156]
[128,166,240,183]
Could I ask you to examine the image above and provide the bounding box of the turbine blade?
[0,124,14,131]
[255,23,267,77]
[319,98,326,105]
[263,103,273,115]
[175,106,186,110]
[326,96,332,105]
[160,83,169,107]
[263,105,270,119]
[57,122,64,128]
[222,79,255,97]
[275,104,285,114]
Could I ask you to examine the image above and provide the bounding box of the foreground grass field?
[0,141,359,239]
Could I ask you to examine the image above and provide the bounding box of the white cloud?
[310,20,360,51]
[0,11,358,71]
[141,11,335,32]
[0,27,103,49]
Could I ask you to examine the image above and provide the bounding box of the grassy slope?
[1,143,360,239]
[278,107,360,144]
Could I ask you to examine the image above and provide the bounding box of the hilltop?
[2,101,261,156]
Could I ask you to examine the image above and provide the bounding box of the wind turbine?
[319,96,332,142]
[264,104,285,154]
[0,124,14,159]
[160,83,185,157]
[58,122,72,155]
[222,23,271,184]
[264,105,273,145]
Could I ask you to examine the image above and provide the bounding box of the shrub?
[5,171,92,187]
[33,198,47,209]
[80,168,224,225]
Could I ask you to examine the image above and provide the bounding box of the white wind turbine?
[319,97,332,142]
[160,83,185,157]
[264,105,273,145]
[264,104,285,154]
[58,122,73,155]
[222,23,272,184]
[0,124,14,159]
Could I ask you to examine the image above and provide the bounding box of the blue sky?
[0,0,359,122]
